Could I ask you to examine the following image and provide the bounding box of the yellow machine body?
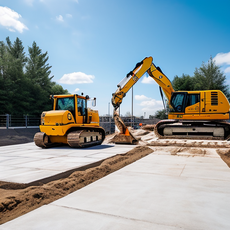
[34,94,105,148]
[168,90,230,120]
[111,56,230,142]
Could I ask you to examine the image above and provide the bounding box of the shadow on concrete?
[50,144,115,150]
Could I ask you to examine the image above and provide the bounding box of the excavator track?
[155,119,230,140]
[67,129,105,148]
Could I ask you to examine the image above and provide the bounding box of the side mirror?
[92,97,96,107]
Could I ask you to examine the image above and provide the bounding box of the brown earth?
[0,145,153,224]
[216,149,230,168]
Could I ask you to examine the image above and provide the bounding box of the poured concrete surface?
[0,143,135,184]
[2,149,230,230]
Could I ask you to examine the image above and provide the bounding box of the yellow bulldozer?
[34,93,105,148]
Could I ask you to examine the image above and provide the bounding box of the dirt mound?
[170,147,206,156]
[216,149,230,167]
[0,146,153,225]
[104,129,157,145]
[148,139,230,148]
[141,124,155,131]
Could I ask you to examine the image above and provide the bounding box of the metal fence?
[0,114,159,134]
[0,114,40,129]
[0,114,115,133]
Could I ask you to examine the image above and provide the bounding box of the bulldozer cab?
[54,95,88,124]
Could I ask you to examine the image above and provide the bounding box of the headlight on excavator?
[41,112,46,125]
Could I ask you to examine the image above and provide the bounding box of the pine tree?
[0,37,69,116]
[193,57,230,100]
[5,37,29,114]
[0,41,11,113]
[172,74,194,91]
[25,41,54,113]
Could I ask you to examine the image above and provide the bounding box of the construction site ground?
[1,128,230,229]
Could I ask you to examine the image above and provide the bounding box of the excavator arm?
[111,56,174,144]
[112,57,174,110]
[147,61,174,102]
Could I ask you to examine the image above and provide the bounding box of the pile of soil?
[0,146,153,224]
[216,149,230,168]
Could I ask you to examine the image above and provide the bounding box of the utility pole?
[131,86,133,127]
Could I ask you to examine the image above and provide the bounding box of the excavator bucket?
[110,111,139,144]
[111,131,139,144]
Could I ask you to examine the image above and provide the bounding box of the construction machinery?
[34,94,105,148]
[111,56,230,144]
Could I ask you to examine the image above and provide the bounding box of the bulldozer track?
[34,132,58,148]
[34,128,105,148]
[67,129,105,148]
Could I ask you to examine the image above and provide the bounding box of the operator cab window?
[56,97,74,111]
[186,94,199,107]
[77,98,86,116]
[171,93,186,112]
[56,97,75,118]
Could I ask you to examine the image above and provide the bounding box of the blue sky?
[0,0,230,117]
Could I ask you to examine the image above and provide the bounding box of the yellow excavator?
[34,93,105,148]
[111,56,230,144]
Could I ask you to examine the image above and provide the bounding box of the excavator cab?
[170,92,200,113]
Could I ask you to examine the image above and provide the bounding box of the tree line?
[155,57,230,119]
[0,37,68,116]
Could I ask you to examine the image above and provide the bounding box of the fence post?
[109,116,111,134]
[6,114,9,129]
[25,115,28,128]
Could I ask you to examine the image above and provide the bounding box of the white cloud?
[0,6,28,33]
[139,99,164,117]
[224,67,230,73]
[135,95,151,101]
[213,52,230,75]
[213,52,230,65]
[141,76,155,84]
[139,99,163,107]
[59,72,95,84]
[66,14,73,18]
[74,88,80,92]
[56,15,64,22]
[135,95,163,117]
[24,0,34,6]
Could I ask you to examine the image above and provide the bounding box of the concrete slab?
[2,148,230,229]
[0,142,136,184]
